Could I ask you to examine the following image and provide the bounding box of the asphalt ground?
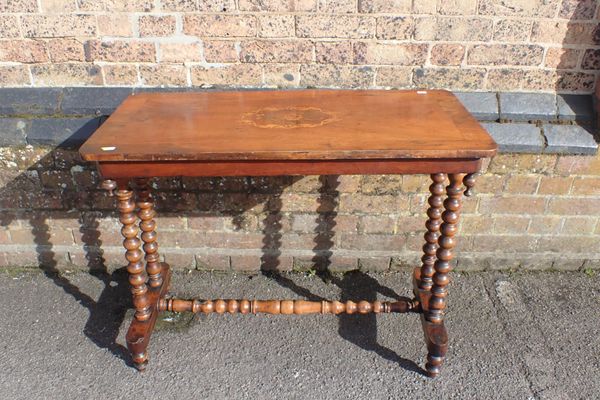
[0,268,598,400]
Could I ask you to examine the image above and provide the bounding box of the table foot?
[126,262,171,371]
[413,267,448,377]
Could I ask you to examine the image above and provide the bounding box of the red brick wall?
[1,0,599,92]
[0,148,598,272]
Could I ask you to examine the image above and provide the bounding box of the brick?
[263,64,300,88]
[416,17,493,41]
[461,214,493,234]
[571,177,600,196]
[319,0,357,13]
[191,64,262,87]
[0,0,38,12]
[489,154,557,174]
[485,68,525,91]
[360,215,395,234]
[358,0,411,12]
[520,70,558,92]
[21,15,96,38]
[361,175,402,194]
[140,64,187,87]
[479,196,546,215]
[454,92,498,121]
[183,15,257,37]
[557,95,594,122]
[27,117,100,146]
[413,68,485,91]
[296,15,374,39]
[543,124,598,155]
[354,43,427,65]
[47,38,85,62]
[476,173,505,194]
[196,254,230,271]
[505,175,539,194]
[492,19,532,41]
[438,0,477,14]
[478,0,560,17]
[102,64,138,85]
[160,42,202,62]
[257,15,295,38]
[138,15,176,37]
[376,16,414,40]
[61,87,131,115]
[582,49,600,70]
[466,235,537,253]
[31,63,102,86]
[562,216,596,235]
[0,16,20,38]
[492,216,530,234]
[339,233,405,251]
[548,198,600,215]
[40,0,76,12]
[0,40,48,63]
[161,0,196,10]
[430,44,464,67]
[555,155,600,176]
[358,257,390,272]
[240,40,313,63]
[401,175,430,193]
[538,176,572,195]
[300,64,374,88]
[375,67,412,88]
[0,88,62,114]
[85,40,155,62]
[203,40,238,63]
[239,0,316,11]
[467,44,544,66]
[499,93,557,121]
[97,15,133,37]
[555,72,595,93]
[0,118,30,145]
[197,0,235,11]
[413,0,435,13]
[538,236,600,254]
[339,194,407,213]
[315,41,353,64]
[103,0,154,11]
[481,123,544,153]
[558,0,597,19]
[532,21,596,44]
[544,48,580,69]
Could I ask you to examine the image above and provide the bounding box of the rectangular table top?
[79,89,497,162]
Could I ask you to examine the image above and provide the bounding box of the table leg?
[419,173,466,377]
[418,173,445,292]
[136,178,163,288]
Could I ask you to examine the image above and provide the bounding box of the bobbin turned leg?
[421,173,465,377]
[135,178,163,288]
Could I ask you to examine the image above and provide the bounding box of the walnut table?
[79,89,497,376]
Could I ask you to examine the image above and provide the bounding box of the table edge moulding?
[79,89,498,377]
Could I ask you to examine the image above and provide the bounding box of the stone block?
[543,124,598,155]
[556,94,594,122]
[61,87,132,115]
[27,117,101,147]
[0,88,62,115]
[499,92,557,121]
[454,92,498,120]
[482,122,544,153]
[0,118,30,146]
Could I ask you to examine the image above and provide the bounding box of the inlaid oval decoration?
[242,107,338,129]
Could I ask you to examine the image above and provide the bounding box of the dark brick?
[0,88,62,115]
[27,117,101,147]
[61,87,133,115]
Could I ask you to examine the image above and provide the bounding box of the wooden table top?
[79,90,497,162]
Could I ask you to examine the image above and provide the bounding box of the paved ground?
[0,267,598,400]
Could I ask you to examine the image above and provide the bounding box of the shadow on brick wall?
[0,129,419,370]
